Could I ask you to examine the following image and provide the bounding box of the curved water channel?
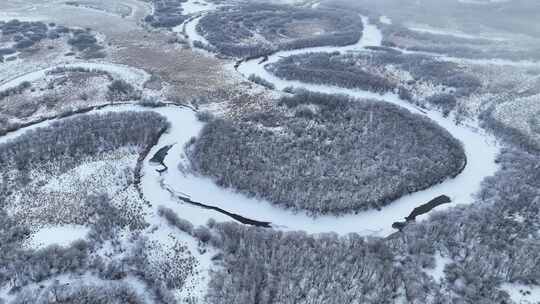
[0,15,503,237]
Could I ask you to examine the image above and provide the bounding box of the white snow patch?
[182,0,217,15]
[42,154,135,195]
[408,24,507,41]
[26,225,90,249]
[379,15,392,25]
[425,253,452,283]
[501,283,540,304]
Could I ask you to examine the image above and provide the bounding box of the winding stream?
[1,16,502,237]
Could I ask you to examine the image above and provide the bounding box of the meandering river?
[0,15,502,237]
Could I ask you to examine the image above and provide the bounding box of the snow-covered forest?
[197,3,364,57]
[188,91,466,215]
[1,0,540,303]
[201,146,540,302]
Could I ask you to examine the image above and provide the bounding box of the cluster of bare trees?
[144,0,189,28]
[0,19,105,59]
[67,29,106,59]
[267,50,482,114]
[198,3,363,58]
[206,222,409,304]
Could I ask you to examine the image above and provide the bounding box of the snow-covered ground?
[42,154,136,195]
[143,214,217,301]
[7,98,485,239]
[1,16,501,239]
[2,3,538,302]
[26,225,90,249]
[424,253,452,283]
[501,283,540,304]
[407,24,507,41]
